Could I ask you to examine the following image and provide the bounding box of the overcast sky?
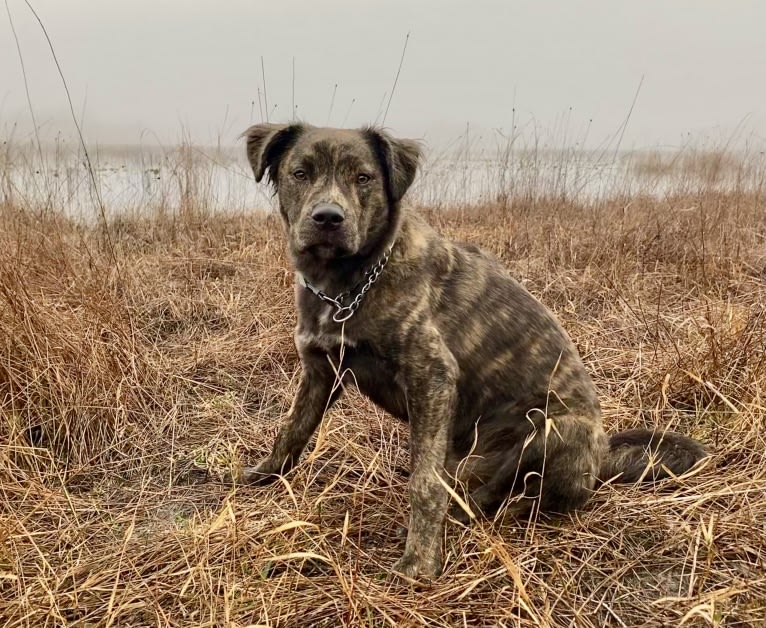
[2,1,765,151]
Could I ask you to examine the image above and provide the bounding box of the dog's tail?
[600,428,709,483]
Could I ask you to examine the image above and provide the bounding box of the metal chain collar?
[297,245,393,323]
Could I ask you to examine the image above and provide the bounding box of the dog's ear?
[364,128,421,203]
[242,123,304,184]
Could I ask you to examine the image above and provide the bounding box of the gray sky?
[2,0,765,150]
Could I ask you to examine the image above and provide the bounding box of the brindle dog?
[236,123,708,580]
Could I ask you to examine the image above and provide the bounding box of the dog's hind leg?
[449,411,607,522]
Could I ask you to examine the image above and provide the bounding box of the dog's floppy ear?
[243,123,304,184]
[364,128,421,203]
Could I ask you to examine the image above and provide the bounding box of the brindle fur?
[237,123,709,580]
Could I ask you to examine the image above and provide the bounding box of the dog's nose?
[310,203,345,230]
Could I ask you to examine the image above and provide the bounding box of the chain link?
[298,245,393,323]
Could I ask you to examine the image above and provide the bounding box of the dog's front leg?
[239,347,340,484]
[394,335,458,581]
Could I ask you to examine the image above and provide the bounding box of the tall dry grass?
[1,148,765,627]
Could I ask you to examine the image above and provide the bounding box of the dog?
[236,123,708,580]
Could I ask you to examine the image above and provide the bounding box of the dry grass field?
[1,150,765,627]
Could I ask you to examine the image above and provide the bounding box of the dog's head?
[244,123,420,260]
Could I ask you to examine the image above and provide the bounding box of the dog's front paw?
[224,460,281,486]
[392,550,443,583]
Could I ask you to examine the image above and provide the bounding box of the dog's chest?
[295,289,360,353]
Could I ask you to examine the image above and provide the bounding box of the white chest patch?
[295,317,357,353]
[294,276,360,352]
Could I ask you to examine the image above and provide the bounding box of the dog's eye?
[357,173,372,185]
[293,169,307,181]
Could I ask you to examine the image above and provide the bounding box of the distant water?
[1,144,760,219]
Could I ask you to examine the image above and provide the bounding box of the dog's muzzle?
[296,202,358,256]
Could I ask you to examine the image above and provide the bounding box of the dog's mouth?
[302,241,356,259]
[293,225,359,259]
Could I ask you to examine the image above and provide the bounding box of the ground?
[1,184,764,627]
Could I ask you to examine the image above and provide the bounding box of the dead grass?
[630,149,755,188]
[1,172,765,626]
